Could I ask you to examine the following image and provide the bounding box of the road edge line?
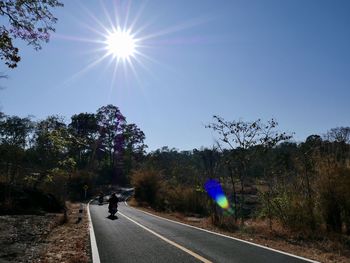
[87,202,101,263]
[119,211,212,263]
[125,202,319,263]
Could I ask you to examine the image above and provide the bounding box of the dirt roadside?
[0,203,91,263]
[0,214,59,262]
[128,200,350,263]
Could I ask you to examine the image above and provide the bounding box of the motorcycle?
[109,204,118,217]
[98,195,104,205]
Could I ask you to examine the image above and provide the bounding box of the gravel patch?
[0,214,60,263]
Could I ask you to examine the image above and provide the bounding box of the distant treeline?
[1,107,350,235]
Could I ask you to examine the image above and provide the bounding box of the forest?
[0,105,145,209]
[1,105,350,236]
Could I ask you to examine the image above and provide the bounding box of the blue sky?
[1,0,349,151]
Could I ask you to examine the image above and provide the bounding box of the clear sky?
[1,0,349,151]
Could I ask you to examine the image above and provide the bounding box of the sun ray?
[106,57,121,103]
[123,0,132,31]
[133,50,162,66]
[112,1,121,31]
[130,54,160,83]
[131,16,158,38]
[61,52,110,87]
[127,55,145,90]
[139,17,210,41]
[52,33,104,44]
[78,2,110,35]
[128,0,148,33]
[98,0,115,29]
[83,25,107,38]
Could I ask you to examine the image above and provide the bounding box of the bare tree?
[207,116,292,224]
[325,127,350,144]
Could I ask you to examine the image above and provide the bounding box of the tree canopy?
[0,0,63,68]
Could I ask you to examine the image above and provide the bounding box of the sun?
[62,1,206,87]
[105,28,136,60]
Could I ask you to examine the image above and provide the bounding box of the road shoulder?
[40,202,90,262]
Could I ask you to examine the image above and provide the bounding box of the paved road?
[89,202,316,263]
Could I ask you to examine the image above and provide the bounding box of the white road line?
[87,202,101,263]
[124,203,319,263]
[118,211,212,263]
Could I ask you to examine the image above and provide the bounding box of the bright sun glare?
[63,1,204,87]
[106,29,136,59]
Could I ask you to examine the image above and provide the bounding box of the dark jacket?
[108,195,119,208]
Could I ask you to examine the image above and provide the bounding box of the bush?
[131,169,209,215]
[165,185,208,215]
[131,169,164,207]
[317,165,350,233]
[0,183,64,215]
[259,189,318,232]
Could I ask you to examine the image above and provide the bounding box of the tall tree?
[68,113,98,167]
[122,123,146,180]
[96,105,126,168]
[96,105,146,185]
[33,115,68,169]
[0,114,33,184]
[0,115,33,147]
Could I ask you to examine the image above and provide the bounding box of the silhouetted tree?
[325,127,350,144]
[68,113,98,167]
[95,105,146,185]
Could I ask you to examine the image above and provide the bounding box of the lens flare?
[205,179,233,214]
[216,194,229,209]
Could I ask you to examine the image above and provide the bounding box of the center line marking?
[118,211,212,263]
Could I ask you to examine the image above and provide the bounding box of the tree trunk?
[264,168,273,231]
[304,160,316,230]
[229,167,238,223]
[239,162,247,226]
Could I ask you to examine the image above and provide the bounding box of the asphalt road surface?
[89,202,316,263]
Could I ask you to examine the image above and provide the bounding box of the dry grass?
[130,198,350,263]
[39,202,90,263]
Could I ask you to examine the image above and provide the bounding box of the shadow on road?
[107,215,119,220]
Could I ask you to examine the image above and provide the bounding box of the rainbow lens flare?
[205,179,233,214]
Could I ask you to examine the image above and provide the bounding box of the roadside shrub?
[259,188,318,232]
[131,169,209,215]
[165,185,208,215]
[131,169,164,207]
[68,171,96,201]
[0,183,64,214]
[316,165,350,234]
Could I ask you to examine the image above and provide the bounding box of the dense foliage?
[0,105,145,202]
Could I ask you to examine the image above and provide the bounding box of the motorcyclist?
[108,192,119,215]
[98,191,104,205]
